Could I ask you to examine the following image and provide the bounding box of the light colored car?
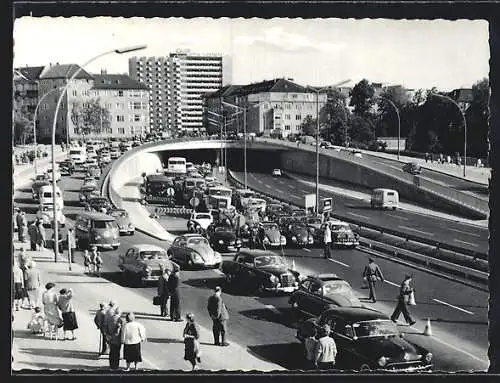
[256,222,287,248]
[110,149,121,159]
[247,197,267,214]
[272,169,282,177]
[108,209,135,235]
[352,150,363,158]
[83,177,98,187]
[187,212,213,233]
[84,157,99,170]
[45,168,61,182]
[99,152,111,164]
[119,244,178,286]
[168,234,222,269]
[36,203,66,227]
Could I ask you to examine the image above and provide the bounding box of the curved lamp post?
[377,96,401,160]
[51,44,147,263]
[431,93,467,177]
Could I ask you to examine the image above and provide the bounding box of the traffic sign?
[217,199,228,209]
[190,197,200,208]
[166,187,175,196]
[304,194,316,211]
[321,198,333,213]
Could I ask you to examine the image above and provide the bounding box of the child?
[83,250,91,274]
[27,307,46,334]
[95,252,103,277]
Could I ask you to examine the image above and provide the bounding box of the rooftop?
[39,64,93,80]
[204,78,310,99]
[14,66,45,82]
[447,88,473,103]
[92,74,148,90]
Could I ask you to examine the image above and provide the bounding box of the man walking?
[66,227,76,263]
[94,302,108,356]
[167,265,182,322]
[16,210,26,242]
[314,324,337,370]
[107,307,124,370]
[24,261,41,309]
[36,220,46,250]
[362,258,385,303]
[207,286,229,346]
[157,265,170,318]
[323,224,332,259]
[390,274,416,326]
[28,221,38,251]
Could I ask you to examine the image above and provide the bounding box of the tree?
[319,88,350,145]
[349,79,375,116]
[466,78,489,157]
[349,115,376,146]
[71,98,110,136]
[300,115,317,136]
[13,96,34,145]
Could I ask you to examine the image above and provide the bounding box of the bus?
[167,157,187,175]
[208,186,232,207]
[69,146,87,164]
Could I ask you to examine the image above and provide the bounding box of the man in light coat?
[362,258,385,303]
[323,224,332,259]
[207,286,229,346]
[314,324,337,369]
[24,261,41,309]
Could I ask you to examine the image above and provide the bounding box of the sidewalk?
[11,241,284,372]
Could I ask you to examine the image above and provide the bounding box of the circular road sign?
[166,187,175,196]
[190,197,200,207]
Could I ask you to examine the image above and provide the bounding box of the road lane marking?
[264,184,271,188]
[257,179,263,184]
[328,258,350,268]
[302,248,311,252]
[300,190,310,194]
[279,181,285,184]
[428,336,489,366]
[398,225,434,236]
[453,239,479,247]
[288,185,295,189]
[384,280,400,287]
[290,195,301,200]
[275,188,284,193]
[347,212,370,220]
[265,304,282,315]
[387,214,408,221]
[432,298,475,315]
[448,227,481,237]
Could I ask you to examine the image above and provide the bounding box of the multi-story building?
[35,64,149,142]
[203,78,327,138]
[129,49,232,134]
[13,66,44,114]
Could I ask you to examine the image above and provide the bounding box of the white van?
[38,185,64,210]
[69,147,87,164]
[370,188,399,210]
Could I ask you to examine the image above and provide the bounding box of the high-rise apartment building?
[129,49,231,134]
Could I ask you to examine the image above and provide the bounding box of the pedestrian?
[107,306,124,370]
[390,274,416,326]
[424,152,429,163]
[57,288,78,340]
[323,224,332,259]
[121,312,147,371]
[27,306,45,334]
[103,300,118,338]
[157,265,170,318]
[207,286,230,346]
[17,248,32,271]
[95,251,103,277]
[36,220,46,250]
[83,250,91,274]
[183,313,201,371]
[168,265,182,322]
[314,324,337,370]
[24,261,41,309]
[28,221,38,251]
[66,227,76,263]
[362,258,385,303]
[13,260,25,311]
[94,302,108,356]
[304,326,318,370]
[42,282,63,340]
[90,247,99,275]
[16,210,25,242]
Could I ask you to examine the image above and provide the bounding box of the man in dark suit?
[207,286,229,346]
[168,265,182,322]
[362,258,385,303]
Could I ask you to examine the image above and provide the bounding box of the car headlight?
[424,353,433,362]
[291,236,297,242]
[263,237,270,244]
[377,356,387,367]
[269,275,278,283]
[218,239,224,244]
[94,234,101,239]
[144,266,152,273]
[128,223,134,228]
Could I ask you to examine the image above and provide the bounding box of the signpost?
[166,187,175,197]
[305,194,316,215]
[190,197,200,208]
[321,198,332,219]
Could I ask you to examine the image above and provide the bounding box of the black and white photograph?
[11,7,496,374]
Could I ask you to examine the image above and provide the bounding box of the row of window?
[115,114,147,122]
[70,89,148,98]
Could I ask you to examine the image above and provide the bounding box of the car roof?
[238,249,277,257]
[77,212,115,221]
[322,306,389,323]
[130,244,166,252]
[181,233,206,239]
[307,273,341,282]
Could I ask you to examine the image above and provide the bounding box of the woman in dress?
[41,282,63,340]
[183,313,201,370]
[57,288,78,340]
[121,312,146,371]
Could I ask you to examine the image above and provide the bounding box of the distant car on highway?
[289,274,362,317]
[110,148,121,160]
[119,244,178,286]
[402,162,422,175]
[222,250,300,295]
[167,234,222,269]
[108,208,135,236]
[87,166,101,179]
[352,150,363,158]
[296,306,433,372]
[320,141,334,149]
[272,168,282,177]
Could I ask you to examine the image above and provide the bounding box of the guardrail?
[227,170,488,288]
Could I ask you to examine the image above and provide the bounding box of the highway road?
[13,168,489,371]
[230,171,488,256]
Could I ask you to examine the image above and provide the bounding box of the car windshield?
[187,237,209,246]
[196,214,211,220]
[93,220,116,229]
[353,320,398,338]
[330,224,351,231]
[322,280,355,298]
[139,250,167,260]
[254,256,286,268]
[109,210,127,218]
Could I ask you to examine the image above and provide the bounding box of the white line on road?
[328,258,351,268]
[300,190,310,194]
[279,180,285,184]
[290,195,301,200]
[288,185,295,189]
[264,184,271,188]
[275,188,284,193]
[384,280,400,287]
[398,225,434,236]
[347,212,370,220]
[454,239,480,247]
[386,214,408,221]
[448,227,481,237]
[432,298,475,315]
[302,248,311,252]
[265,304,282,315]
[257,179,263,184]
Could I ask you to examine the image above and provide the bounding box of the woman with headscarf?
[57,288,78,340]
[167,265,182,322]
[157,265,170,318]
[36,220,46,250]
[121,312,147,371]
[183,313,201,370]
[42,282,63,340]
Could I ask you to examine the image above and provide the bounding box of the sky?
[13,17,490,91]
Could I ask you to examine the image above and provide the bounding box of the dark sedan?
[296,306,432,372]
[221,250,300,294]
[282,221,314,247]
[402,162,422,175]
[86,196,112,213]
[206,224,242,253]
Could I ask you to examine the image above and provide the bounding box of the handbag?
[153,295,161,306]
[408,291,416,306]
[361,276,368,289]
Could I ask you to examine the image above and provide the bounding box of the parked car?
[108,208,135,236]
[167,234,222,269]
[86,196,112,213]
[310,220,359,248]
[119,244,178,286]
[83,177,98,187]
[256,222,286,248]
[36,203,66,228]
[31,179,50,200]
[272,168,282,177]
[266,203,286,221]
[74,212,120,250]
[289,274,362,317]
[221,250,300,295]
[187,212,213,233]
[87,166,101,179]
[206,223,242,253]
[296,306,433,372]
[402,162,422,175]
[282,221,314,247]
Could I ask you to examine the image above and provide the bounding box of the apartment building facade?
[129,49,231,134]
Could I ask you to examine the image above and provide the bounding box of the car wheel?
[112,245,119,250]
[359,364,371,372]
[225,273,233,286]
[257,283,267,296]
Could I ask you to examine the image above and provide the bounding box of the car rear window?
[93,220,115,229]
[140,251,167,260]
[387,192,395,196]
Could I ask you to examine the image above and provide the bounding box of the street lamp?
[431,93,468,177]
[377,96,401,160]
[51,44,147,263]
